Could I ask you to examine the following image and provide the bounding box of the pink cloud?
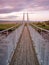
[0,0,49,13]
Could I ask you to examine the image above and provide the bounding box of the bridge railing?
[0,25,18,39]
[0,24,24,65]
[28,25,49,65]
[31,24,49,42]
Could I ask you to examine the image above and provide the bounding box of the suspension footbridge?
[0,13,49,65]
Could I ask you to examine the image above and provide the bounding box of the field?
[30,21,49,30]
[0,23,21,31]
[30,22,49,42]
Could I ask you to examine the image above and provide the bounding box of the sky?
[0,0,49,21]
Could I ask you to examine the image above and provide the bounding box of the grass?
[30,22,49,30]
[0,23,21,31]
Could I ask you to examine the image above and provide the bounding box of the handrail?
[28,25,49,65]
[31,24,49,33]
[0,24,24,65]
[0,25,17,34]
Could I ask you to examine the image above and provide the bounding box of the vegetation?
[0,23,21,31]
[30,21,49,30]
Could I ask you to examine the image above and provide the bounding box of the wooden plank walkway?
[10,26,39,65]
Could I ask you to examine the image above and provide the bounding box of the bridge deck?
[10,26,39,65]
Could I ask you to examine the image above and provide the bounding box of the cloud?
[0,5,14,10]
[0,0,28,13]
[0,0,49,13]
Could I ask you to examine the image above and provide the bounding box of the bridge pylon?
[26,12,29,23]
[23,13,25,23]
[23,12,29,23]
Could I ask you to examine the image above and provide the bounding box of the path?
[10,26,39,65]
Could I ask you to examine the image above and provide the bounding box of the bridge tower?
[27,13,29,22]
[23,12,29,23]
[23,13,25,22]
